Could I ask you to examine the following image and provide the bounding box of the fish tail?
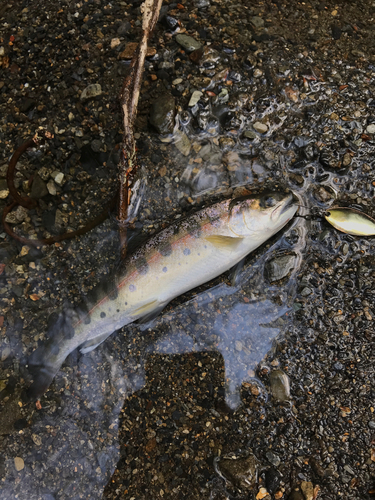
[26,345,58,401]
[26,308,77,400]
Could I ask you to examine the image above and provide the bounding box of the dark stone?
[151,153,161,164]
[265,467,281,494]
[117,21,131,36]
[162,15,179,31]
[30,174,48,199]
[18,98,36,113]
[157,69,171,81]
[149,94,176,134]
[14,418,28,431]
[331,25,342,40]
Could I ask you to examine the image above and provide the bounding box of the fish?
[26,191,298,400]
[324,207,375,236]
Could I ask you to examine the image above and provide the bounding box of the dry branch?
[118,0,163,257]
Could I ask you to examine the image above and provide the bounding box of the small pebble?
[175,34,202,52]
[188,90,203,107]
[14,457,24,471]
[80,83,102,101]
[53,172,65,185]
[253,122,268,134]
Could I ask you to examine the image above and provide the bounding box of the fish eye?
[264,196,276,208]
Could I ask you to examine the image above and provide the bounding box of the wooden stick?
[118,0,163,258]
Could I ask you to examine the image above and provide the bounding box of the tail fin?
[25,309,76,400]
[25,345,57,401]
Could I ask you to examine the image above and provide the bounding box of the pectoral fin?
[205,235,243,250]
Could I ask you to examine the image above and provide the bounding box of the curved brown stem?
[3,132,119,248]
[2,194,118,248]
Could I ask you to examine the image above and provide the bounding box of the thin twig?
[118,0,163,258]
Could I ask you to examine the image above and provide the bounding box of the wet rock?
[265,467,282,494]
[189,47,204,64]
[256,488,270,499]
[175,34,202,53]
[53,172,64,186]
[320,149,341,169]
[331,25,342,40]
[117,21,131,36]
[250,16,264,28]
[300,481,315,500]
[253,122,268,134]
[162,15,179,31]
[366,124,375,134]
[80,83,102,101]
[265,253,297,283]
[14,457,24,471]
[342,152,352,167]
[200,46,220,68]
[91,139,102,153]
[243,130,257,140]
[265,451,280,467]
[5,205,28,224]
[0,179,9,199]
[219,137,235,151]
[300,287,312,296]
[196,0,210,7]
[149,95,176,135]
[189,90,203,107]
[18,98,36,113]
[288,487,305,500]
[174,131,191,156]
[30,174,48,199]
[313,186,333,203]
[217,453,259,490]
[269,369,290,402]
[55,209,68,228]
[46,179,57,196]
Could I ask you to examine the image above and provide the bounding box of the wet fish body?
[324,207,375,236]
[28,192,297,399]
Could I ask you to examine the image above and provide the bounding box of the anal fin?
[80,331,113,354]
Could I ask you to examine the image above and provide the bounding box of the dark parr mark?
[108,288,118,300]
[136,257,149,275]
[183,248,191,256]
[189,221,202,239]
[159,242,173,257]
[100,312,106,319]
[129,284,136,292]
[163,266,167,273]
[84,316,91,325]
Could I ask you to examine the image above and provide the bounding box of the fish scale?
[27,191,297,399]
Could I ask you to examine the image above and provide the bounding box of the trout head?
[228,191,298,238]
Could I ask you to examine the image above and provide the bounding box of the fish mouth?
[271,193,297,220]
